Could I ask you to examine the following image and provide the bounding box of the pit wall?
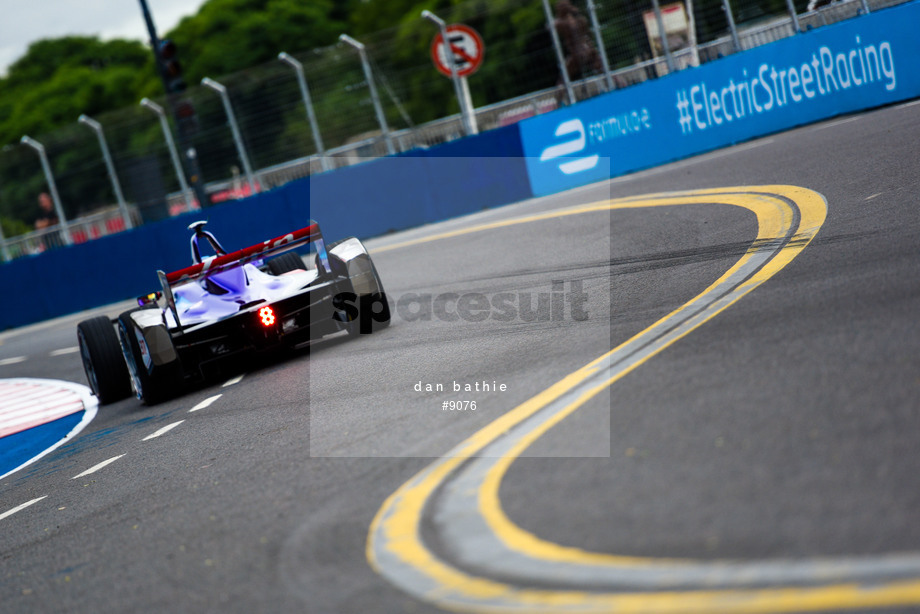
[2,0,918,331]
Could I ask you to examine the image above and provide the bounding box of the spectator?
[34,192,58,229]
[34,192,62,249]
[554,0,602,85]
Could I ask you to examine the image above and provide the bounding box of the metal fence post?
[422,10,477,136]
[278,52,331,173]
[201,78,257,194]
[784,0,802,32]
[78,114,134,230]
[141,98,195,211]
[723,0,742,52]
[651,0,677,73]
[541,0,575,104]
[0,215,10,262]
[686,0,701,67]
[339,34,395,155]
[585,0,614,90]
[20,136,73,246]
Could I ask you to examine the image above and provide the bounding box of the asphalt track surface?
[1,99,918,614]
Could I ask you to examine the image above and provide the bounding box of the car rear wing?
[156,223,331,327]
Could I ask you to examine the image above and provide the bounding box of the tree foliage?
[166,0,351,84]
[0,37,157,146]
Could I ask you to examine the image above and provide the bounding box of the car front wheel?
[77,316,132,405]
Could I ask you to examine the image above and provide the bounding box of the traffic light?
[158,39,186,93]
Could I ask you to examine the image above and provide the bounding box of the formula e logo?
[539,119,599,175]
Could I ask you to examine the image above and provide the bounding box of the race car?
[76,220,390,405]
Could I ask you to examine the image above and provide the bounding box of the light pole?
[421,10,477,136]
[20,135,73,246]
[339,34,395,155]
[201,77,257,194]
[279,52,331,173]
[78,114,134,230]
[140,98,195,211]
[137,0,208,209]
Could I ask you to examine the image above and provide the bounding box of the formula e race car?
[77,220,390,405]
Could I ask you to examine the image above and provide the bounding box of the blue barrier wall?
[0,124,528,330]
[520,0,920,195]
[304,122,530,242]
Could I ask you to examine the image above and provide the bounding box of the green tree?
[0,37,157,147]
[166,0,348,84]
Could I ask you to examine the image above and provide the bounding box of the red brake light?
[259,306,276,327]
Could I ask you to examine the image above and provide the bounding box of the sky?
[0,0,208,76]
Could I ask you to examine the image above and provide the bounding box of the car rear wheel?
[267,252,305,275]
[117,308,183,405]
[354,254,391,333]
[325,238,391,335]
[77,316,132,405]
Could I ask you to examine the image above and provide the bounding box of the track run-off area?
[1,100,918,613]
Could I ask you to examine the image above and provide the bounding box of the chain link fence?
[0,0,909,261]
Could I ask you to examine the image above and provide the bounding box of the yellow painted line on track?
[366,186,920,612]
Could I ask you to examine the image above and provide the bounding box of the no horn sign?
[430,24,484,78]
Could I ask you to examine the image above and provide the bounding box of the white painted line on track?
[50,347,79,356]
[72,455,125,479]
[812,116,860,131]
[223,375,244,387]
[0,357,26,366]
[142,421,185,441]
[0,496,48,521]
[189,395,221,412]
[897,99,920,109]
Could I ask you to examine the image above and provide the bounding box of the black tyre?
[361,255,391,332]
[117,308,182,405]
[267,252,305,275]
[330,253,391,335]
[77,316,131,405]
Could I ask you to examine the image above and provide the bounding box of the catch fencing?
[0,0,910,261]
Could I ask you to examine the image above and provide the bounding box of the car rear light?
[259,306,276,327]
